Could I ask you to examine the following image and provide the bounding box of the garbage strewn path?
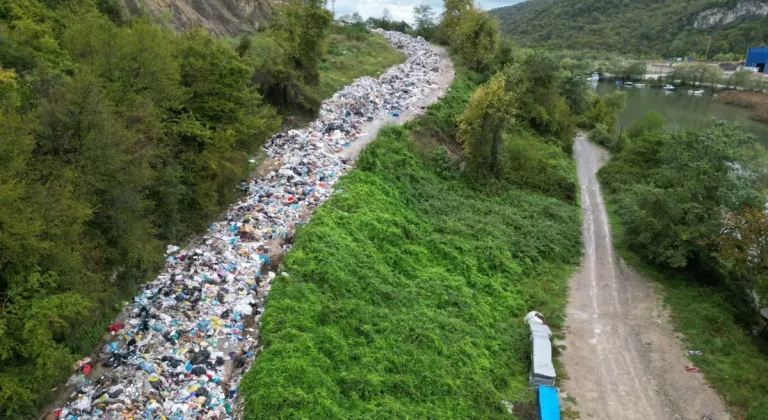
[51,31,453,420]
[560,135,729,420]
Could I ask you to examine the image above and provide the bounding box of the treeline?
[0,0,340,415]
[339,5,440,42]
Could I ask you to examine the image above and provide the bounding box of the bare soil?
[560,135,729,420]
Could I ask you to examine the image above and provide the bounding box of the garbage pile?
[56,30,442,420]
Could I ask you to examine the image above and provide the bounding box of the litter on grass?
[56,30,443,420]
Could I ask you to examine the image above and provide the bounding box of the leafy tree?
[413,4,437,40]
[617,122,763,268]
[458,67,523,176]
[558,71,588,115]
[441,0,473,42]
[453,8,499,72]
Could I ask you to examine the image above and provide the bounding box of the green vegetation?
[0,0,408,415]
[241,125,581,418]
[242,3,608,415]
[605,188,768,418]
[598,112,768,416]
[490,0,768,57]
[318,26,406,99]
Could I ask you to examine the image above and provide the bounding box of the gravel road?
[560,135,729,420]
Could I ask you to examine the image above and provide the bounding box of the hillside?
[490,0,768,57]
[121,0,271,36]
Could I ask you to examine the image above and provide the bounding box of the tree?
[414,4,435,30]
[618,122,764,268]
[453,8,499,71]
[381,8,392,23]
[413,4,437,40]
[442,0,473,38]
[458,67,523,176]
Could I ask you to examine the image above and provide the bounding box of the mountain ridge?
[489,0,768,57]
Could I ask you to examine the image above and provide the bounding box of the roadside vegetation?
[241,1,630,418]
[0,0,406,415]
[597,111,768,417]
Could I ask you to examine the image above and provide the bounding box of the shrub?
[501,130,577,202]
[588,123,615,148]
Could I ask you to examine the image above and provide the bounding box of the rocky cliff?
[122,0,271,36]
[694,0,768,29]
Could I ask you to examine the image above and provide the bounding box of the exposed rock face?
[122,0,272,36]
[694,0,768,29]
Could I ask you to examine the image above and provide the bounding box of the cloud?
[332,0,522,24]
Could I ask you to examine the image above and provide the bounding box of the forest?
[490,0,768,57]
[0,0,410,415]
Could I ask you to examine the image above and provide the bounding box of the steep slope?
[121,0,271,36]
[490,0,768,56]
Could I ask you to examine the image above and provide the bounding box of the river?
[594,82,768,147]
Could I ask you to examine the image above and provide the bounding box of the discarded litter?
[685,365,701,372]
[688,350,704,356]
[57,29,442,419]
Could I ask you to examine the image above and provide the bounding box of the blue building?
[746,46,768,73]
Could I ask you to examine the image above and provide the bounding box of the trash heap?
[57,30,442,420]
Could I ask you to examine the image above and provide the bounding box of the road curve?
[560,135,729,420]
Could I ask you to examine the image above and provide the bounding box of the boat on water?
[634,83,646,88]
[687,89,705,95]
[663,84,676,91]
[624,81,634,87]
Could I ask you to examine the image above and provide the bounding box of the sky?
[331,0,524,24]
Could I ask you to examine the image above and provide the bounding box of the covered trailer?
[525,311,556,387]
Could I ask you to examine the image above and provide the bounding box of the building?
[746,46,768,73]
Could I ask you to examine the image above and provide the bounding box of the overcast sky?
[332,0,524,24]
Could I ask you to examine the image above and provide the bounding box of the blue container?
[538,385,560,420]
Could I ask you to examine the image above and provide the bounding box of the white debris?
[57,30,441,420]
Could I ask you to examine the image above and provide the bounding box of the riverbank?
[716,90,768,124]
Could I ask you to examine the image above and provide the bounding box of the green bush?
[413,73,478,146]
[588,123,615,148]
[241,126,581,419]
[502,130,578,202]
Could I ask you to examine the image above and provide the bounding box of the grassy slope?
[240,126,582,418]
[319,31,407,100]
[601,193,768,418]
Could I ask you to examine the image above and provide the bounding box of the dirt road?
[560,135,729,420]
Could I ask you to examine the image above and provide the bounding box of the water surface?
[594,82,768,147]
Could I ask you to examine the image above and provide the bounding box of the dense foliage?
[0,0,405,415]
[490,0,768,57]
[241,125,581,418]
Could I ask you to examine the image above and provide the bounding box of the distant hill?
[489,0,768,57]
